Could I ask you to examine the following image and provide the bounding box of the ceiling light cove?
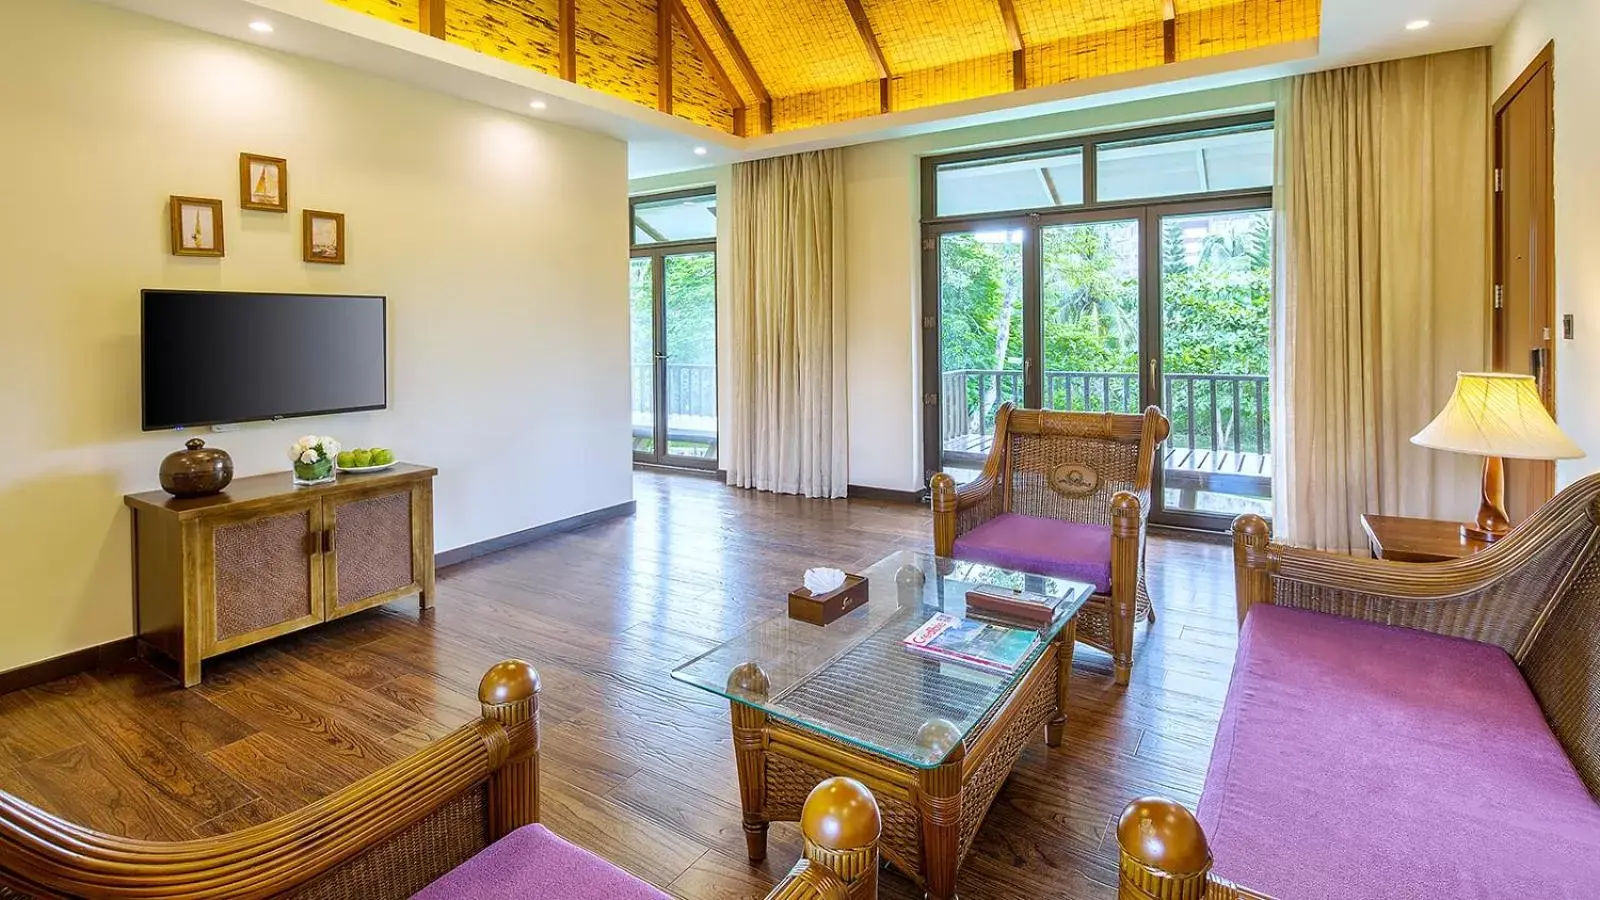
[529,99,548,110]
[1405,19,1432,31]
[248,20,274,33]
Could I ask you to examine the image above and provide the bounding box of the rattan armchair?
[1118,474,1600,898]
[932,404,1170,684]
[0,659,883,900]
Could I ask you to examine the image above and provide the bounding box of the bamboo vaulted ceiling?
[328,0,1319,135]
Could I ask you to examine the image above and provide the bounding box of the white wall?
[632,83,1275,492]
[0,0,632,672]
[1494,0,1600,486]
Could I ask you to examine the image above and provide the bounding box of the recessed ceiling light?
[529,99,548,110]
[249,20,274,33]
[693,146,708,156]
[1405,19,1431,31]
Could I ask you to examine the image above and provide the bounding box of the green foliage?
[630,252,716,366]
[937,213,1273,452]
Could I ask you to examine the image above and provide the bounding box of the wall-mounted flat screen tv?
[142,290,387,431]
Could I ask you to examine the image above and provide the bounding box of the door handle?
[323,523,336,554]
[654,353,670,360]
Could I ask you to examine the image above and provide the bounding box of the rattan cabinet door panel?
[206,504,322,654]
[327,488,417,617]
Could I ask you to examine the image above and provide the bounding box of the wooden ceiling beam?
[559,0,577,81]
[658,0,674,113]
[841,0,891,113]
[671,3,749,135]
[1162,0,1177,64]
[419,0,445,39]
[684,0,772,132]
[995,0,1025,91]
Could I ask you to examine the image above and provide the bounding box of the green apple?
[372,448,394,465]
[337,450,356,468]
[351,448,373,467]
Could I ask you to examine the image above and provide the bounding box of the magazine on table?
[901,612,1039,675]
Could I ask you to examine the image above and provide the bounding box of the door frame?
[630,186,718,471]
[1490,40,1557,519]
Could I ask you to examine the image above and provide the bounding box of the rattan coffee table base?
[729,619,1077,900]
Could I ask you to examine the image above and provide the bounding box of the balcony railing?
[940,368,1270,457]
[632,363,717,417]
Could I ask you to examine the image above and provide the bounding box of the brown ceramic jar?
[159,438,234,498]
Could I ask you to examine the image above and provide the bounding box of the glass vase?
[293,457,336,486]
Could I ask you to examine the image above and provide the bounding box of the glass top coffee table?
[672,549,1092,899]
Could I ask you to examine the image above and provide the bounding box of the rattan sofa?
[932,403,1169,684]
[0,659,883,900]
[1116,477,1600,899]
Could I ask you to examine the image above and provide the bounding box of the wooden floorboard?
[0,470,1239,899]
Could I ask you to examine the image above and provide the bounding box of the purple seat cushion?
[1198,604,1600,900]
[952,513,1112,593]
[412,824,669,900]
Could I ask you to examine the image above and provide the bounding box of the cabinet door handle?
[305,530,319,556]
[323,523,336,554]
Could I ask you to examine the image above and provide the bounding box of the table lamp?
[1411,372,1584,542]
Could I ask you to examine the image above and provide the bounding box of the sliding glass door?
[1039,217,1143,417]
[1157,206,1273,520]
[921,116,1275,528]
[631,190,717,469]
[932,224,1026,478]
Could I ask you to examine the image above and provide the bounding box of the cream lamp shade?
[1411,373,1584,461]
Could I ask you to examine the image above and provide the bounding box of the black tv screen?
[142,290,387,430]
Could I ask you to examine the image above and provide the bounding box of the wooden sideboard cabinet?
[124,463,437,686]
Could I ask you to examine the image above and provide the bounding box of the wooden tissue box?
[788,574,869,626]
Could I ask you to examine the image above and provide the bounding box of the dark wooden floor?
[0,471,1237,899]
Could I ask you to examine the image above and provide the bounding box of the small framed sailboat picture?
[303,209,346,265]
[169,196,225,258]
[239,152,288,212]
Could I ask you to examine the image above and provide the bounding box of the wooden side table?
[1360,514,1491,563]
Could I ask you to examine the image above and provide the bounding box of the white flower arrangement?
[288,435,341,465]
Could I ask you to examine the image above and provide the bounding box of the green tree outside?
[938,212,1271,454]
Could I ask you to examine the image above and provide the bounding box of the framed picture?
[303,209,346,264]
[169,196,225,257]
[240,153,288,212]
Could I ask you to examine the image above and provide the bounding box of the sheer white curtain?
[1272,48,1490,551]
[724,150,849,498]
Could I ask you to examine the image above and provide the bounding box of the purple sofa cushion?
[1198,604,1600,900]
[952,513,1112,593]
[412,824,670,900]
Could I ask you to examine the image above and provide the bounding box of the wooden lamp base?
[1463,455,1512,543]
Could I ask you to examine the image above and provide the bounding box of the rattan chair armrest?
[1116,797,1275,900]
[932,471,1000,556]
[931,470,998,511]
[1233,488,1600,650]
[765,860,851,900]
[0,660,543,900]
[763,778,881,900]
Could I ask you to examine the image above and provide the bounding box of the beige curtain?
[725,150,849,498]
[1273,48,1490,551]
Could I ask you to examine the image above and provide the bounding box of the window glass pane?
[630,258,655,455]
[935,148,1083,217]
[1096,125,1273,203]
[633,193,716,245]
[662,252,718,460]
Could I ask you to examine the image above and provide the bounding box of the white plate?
[337,461,397,474]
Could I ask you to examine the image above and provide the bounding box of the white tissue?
[804,567,847,595]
